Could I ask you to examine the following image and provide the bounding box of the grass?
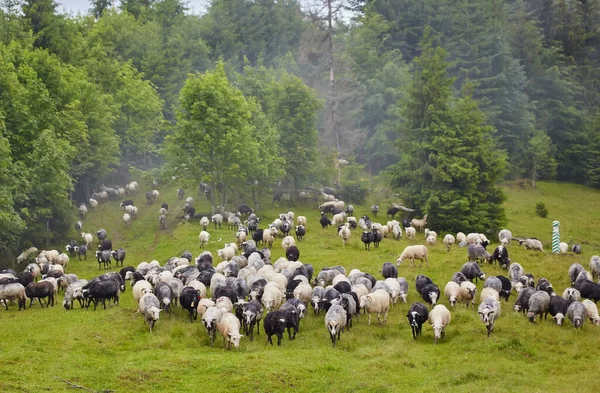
[2,181,600,392]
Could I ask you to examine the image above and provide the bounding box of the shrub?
[535,202,548,218]
[338,183,369,205]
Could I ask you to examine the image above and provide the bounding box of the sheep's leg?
[368,313,372,325]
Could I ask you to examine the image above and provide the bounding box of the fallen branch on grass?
[53,376,115,393]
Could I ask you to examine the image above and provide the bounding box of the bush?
[338,183,369,205]
[535,202,549,218]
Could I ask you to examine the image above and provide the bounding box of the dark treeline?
[1,0,599,257]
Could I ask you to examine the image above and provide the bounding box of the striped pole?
[552,221,560,254]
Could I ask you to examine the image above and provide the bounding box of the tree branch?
[53,376,115,393]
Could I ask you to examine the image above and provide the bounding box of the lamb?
[338,226,351,246]
[359,289,390,325]
[138,293,161,332]
[468,244,492,264]
[198,231,210,248]
[527,291,551,323]
[590,256,600,280]
[396,245,429,268]
[411,214,428,232]
[567,301,586,329]
[581,299,600,326]
[562,287,581,302]
[406,303,429,339]
[381,262,398,279]
[428,304,451,343]
[443,234,455,252]
[549,296,570,326]
[324,304,347,347]
[478,298,501,337]
[518,238,543,251]
[218,312,243,350]
[458,281,477,309]
[498,229,512,246]
[444,281,460,306]
[0,282,27,310]
[461,262,486,283]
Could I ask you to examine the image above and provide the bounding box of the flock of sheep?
[2,183,600,351]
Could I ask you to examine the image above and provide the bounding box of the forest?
[1,0,599,261]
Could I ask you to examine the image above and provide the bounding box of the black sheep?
[406,303,429,339]
[96,229,107,242]
[402,219,411,228]
[84,278,119,310]
[295,225,306,241]
[333,281,351,294]
[95,250,112,270]
[242,300,263,341]
[320,213,332,229]
[572,244,582,254]
[98,238,112,251]
[25,281,54,308]
[178,188,185,199]
[549,296,571,326]
[286,246,300,262]
[252,229,264,245]
[279,303,300,340]
[264,310,287,345]
[361,231,374,251]
[387,206,400,218]
[574,279,600,303]
[180,251,193,262]
[320,288,341,313]
[415,274,434,295]
[536,278,555,296]
[183,205,195,219]
[119,266,135,282]
[496,275,512,301]
[491,245,510,269]
[17,271,34,288]
[286,279,303,300]
[120,200,134,208]
[66,240,78,257]
[381,262,398,279]
[212,285,237,304]
[461,262,486,283]
[238,205,254,215]
[372,228,383,248]
[420,283,440,305]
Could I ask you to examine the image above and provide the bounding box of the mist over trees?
[1,0,599,257]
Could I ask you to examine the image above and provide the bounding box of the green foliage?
[390,29,506,233]
[535,201,549,218]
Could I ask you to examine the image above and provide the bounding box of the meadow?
[2,181,600,393]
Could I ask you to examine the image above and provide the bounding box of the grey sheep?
[567,301,586,329]
[467,244,491,264]
[478,298,501,337]
[590,256,600,280]
[508,263,525,285]
[325,304,347,347]
[461,262,486,283]
[397,278,409,303]
[452,272,468,285]
[484,277,502,293]
[568,263,586,286]
[513,287,536,313]
[527,291,551,323]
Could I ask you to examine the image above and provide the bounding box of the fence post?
[552,220,560,254]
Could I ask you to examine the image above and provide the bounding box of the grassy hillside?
[2,181,600,392]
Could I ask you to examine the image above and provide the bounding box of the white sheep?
[198,231,210,248]
[261,285,283,312]
[351,284,369,300]
[562,287,581,302]
[89,198,98,208]
[405,227,416,241]
[498,229,512,246]
[159,207,167,216]
[582,299,600,326]
[139,293,161,332]
[281,236,296,251]
[428,304,451,343]
[293,282,312,303]
[193,216,207,231]
[444,281,460,306]
[396,245,429,268]
[466,233,482,245]
[458,281,477,309]
[338,226,351,246]
[123,213,131,227]
[197,298,216,317]
[79,204,88,218]
[411,214,428,232]
[125,204,135,214]
[215,296,234,314]
[217,245,235,261]
[332,212,346,226]
[519,238,543,251]
[297,216,307,226]
[56,253,69,268]
[443,234,455,252]
[152,189,159,203]
[359,289,390,325]
[131,206,139,218]
[126,181,138,195]
[332,274,349,286]
[559,242,568,254]
[480,287,499,302]
[384,278,402,304]
[133,280,153,304]
[456,232,467,244]
[263,230,275,248]
[426,235,436,245]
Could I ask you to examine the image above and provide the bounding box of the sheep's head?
[448,296,457,306]
[228,332,243,349]
[428,292,438,305]
[327,320,339,336]
[592,316,600,327]
[513,304,522,312]
[554,313,565,326]
[407,311,420,327]
[573,317,583,329]
[396,256,404,267]
[479,309,492,325]
[526,311,536,322]
[431,323,443,342]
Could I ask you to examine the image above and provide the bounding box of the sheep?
[478,298,501,337]
[361,231,374,251]
[95,250,112,270]
[217,246,235,262]
[25,281,54,308]
[508,263,525,286]
[396,245,429,268]
[25,263,41,282]
[83,278,120,310]
[151,189,159,204]
[281,236,296,252]
[89,198,98,208]
[444,281,460,306]
[79,204,88,218]
[406,227,416,241]
[0,282,27,310]
[406,302,429,339]
[261,285,283,312]
[581,299,600,326]
[480,287,500,302]
[411,214,428,232]
[359,289,390,325]
[466,233,481,245]
[498,229,512,246]
[535,278,555,297]
[136,293,160,332]
[218,312,243,350]
[133,280,153,303]
[456,232,467,244]
[484,277,502,293]
[180,287,201,321]
[56,253,69,268]
[126,181,138,195]
[574,279,600,302]
[426,235,436,246]
[513,287,536,313]
[569,263,587,286]
[212,214,223,229]
[559,242,569,254]
[549,296,570,326]
[381,262,398,279]
[458,281,477,309]
[518,238,543,251]
[461,262,486,283]
[567,301,586,329]
[468,244,492,265]
[338,226,351,246]
[279,302,301,340]
[428,304,451,343]
[490,245,510,270]
[527,291,551,323]
[443,234,455,252]
[384,278,402,304]
[590,256,600,280]
[121,213,131,228]
[563,287,581,302]
[324,304,347,347]
[198,231,210,248]
[572,244,582,254]
[495,275,512,301]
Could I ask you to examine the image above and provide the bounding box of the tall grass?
[2,181,600,392]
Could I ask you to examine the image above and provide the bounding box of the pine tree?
[390,27,506,232]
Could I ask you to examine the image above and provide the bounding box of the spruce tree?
[390,27,507,233]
